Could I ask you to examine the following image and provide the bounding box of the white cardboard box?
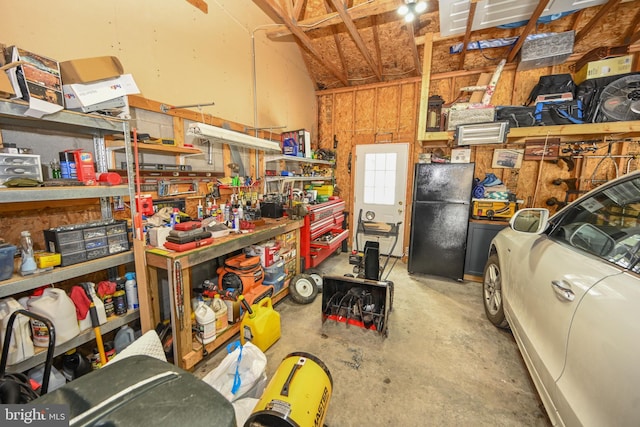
[62,74,139,109]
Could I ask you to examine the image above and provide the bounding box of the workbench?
[142,218,303,370]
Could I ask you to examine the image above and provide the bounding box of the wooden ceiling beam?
[405,21,422,77]
[571,9,585,31]
[328,0,381,81]
[458,0,478,70]
[292,0,306,20]
[630,30,640,45]
[254,0,349,85]
[623,6,640,44]
[372,15,384,78]
[506,0,551,63]
[186,0,208,13]
[264,0,438,39]
[575,0,622,43]
[324,0,349,80]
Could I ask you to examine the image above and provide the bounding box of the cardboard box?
[60,56,124,84]
[0,71,14,98]
[62,74,139,109]
[574,55,634,84]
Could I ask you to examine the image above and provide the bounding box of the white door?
[353,143,409,257]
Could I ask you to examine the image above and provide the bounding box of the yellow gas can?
[239,296,281,352]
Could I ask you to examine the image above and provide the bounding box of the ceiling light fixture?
[398,0,428,23]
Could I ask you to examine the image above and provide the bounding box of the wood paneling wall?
[318,50,640,255]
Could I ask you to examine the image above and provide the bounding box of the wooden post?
[417,33,434,141]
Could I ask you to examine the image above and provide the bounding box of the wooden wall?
[318,50,640,256]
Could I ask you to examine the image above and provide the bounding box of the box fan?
[598,75,640,122]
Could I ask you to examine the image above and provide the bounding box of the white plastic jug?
[28,288,80,347]
[114,325,136,353]
[195,302,216,345]
[212,295,228,332]
[0,297,35,365]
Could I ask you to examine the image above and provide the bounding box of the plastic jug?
[195,302,216,345]
[0,297,35,365]
[114,324,136,353]
[212,294,228,332]
[28,288,80,347]
[240,297,281,352]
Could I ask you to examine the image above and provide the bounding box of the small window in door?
[363,153,397,205]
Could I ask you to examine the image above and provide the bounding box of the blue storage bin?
[264,259,285,283]
[264,273,287,294]
[0,244,16,281]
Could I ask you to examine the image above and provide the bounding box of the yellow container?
[315,184,334,196]
[244,352,332,427]
[240,297,281,352]
[34,252,61,269]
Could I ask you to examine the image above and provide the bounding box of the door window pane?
[363,152,396,205]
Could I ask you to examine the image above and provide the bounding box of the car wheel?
[305,269,323,293]
[289,274,319,304]
[483,254,509,329]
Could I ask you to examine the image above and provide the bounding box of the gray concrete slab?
[195,253,551,426]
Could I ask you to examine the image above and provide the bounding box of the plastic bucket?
[244,352,332,427]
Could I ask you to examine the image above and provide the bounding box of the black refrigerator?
[408,162,475,281]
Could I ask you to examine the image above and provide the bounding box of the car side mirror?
[510,208,549,234]
[569,223,616,257]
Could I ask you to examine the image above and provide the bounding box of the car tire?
[305,269,323,293]
[483,254,509,329]
[289,274,319,304]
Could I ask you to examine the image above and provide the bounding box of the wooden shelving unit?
[420,120,640,143]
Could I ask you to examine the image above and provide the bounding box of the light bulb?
[404,11,415,22]
[398,4,409,15]
[415,1,427,13]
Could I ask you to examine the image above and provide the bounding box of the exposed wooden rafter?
[575,0,622,44]
[623,5,640,44]
[328,0,381,80]
[630,31,640,45]
[371,15,384,78]
[324,0,349,78]
[405,21,422,76]
[264,0,437,39]
[571,9,585,31]
[293,0,306,20]
[506,0,551,63]
[254,0,349,85]
[458,0,478,70]
[186,0,208,13]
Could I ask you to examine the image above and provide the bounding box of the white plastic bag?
[202,340,267,402]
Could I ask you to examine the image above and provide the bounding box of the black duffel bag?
[495,106,537,128]
[534,100,584,125]
[526,74,576,106]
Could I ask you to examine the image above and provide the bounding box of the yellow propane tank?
[239,296,281,353]
[244,352,332,427]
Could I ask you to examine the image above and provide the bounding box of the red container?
[72,150,97,185]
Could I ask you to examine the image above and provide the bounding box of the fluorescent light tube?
[187,122,281,152]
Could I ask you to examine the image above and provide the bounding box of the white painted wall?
[1,0,316,133]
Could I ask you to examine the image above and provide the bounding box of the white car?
[483,171,640,427]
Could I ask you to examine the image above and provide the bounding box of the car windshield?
[548,175,640,272]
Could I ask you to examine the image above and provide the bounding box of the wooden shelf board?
[420,120,640,144]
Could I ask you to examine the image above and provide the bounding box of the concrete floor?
[196,253,551,427]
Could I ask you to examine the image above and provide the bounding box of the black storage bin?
[33,355,236,427]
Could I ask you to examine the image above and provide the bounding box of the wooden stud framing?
[406,21,423,77]
[458,1,478,70]
[417,33,434,141]
[186,0,208,13]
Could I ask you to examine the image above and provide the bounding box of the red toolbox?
[300,198,349,270]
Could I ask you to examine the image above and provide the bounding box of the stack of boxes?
[275,231,297,282]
